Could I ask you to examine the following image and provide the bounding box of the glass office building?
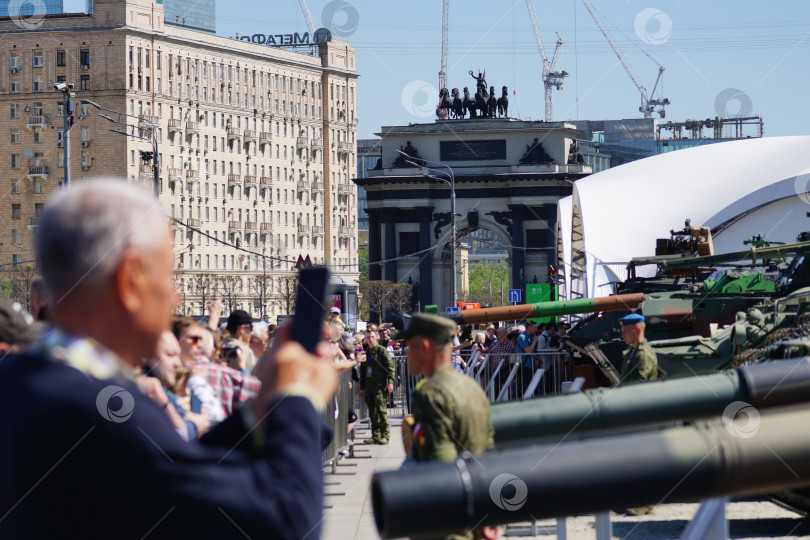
[356,139,381,231]
[162,0,215,33]
[0,0,63,18]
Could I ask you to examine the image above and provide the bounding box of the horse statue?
[436,88,452,118]
[487,85,498,118]
[462,87,476,118]
[497,86,509,118]
[474,89,487,118]
[451,88,464,119]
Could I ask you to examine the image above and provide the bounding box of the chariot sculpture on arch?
[436,70,509,119]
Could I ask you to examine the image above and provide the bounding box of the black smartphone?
[290,266,330,353]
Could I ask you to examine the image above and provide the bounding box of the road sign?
[446,307,460,313]
[508,289,522,303]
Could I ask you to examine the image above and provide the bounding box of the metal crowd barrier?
[321,369,366,467]
[466,350,571,402]
[382,349,574,417]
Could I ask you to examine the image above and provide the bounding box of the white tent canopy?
[558,136,810,298]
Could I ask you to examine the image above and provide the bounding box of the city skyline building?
[162,0,215,33]
[0,0,359,322]
[0,0,63,18]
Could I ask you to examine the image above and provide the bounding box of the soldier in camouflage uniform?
[360,329,395,444]
[619,313,658,384]
[399,314,497,540]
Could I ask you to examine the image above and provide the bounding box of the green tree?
[463,263,510,307]
[358,247,369,282]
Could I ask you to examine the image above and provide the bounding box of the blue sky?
[66,0,810,139]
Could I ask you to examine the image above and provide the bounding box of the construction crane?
[526,0,568,122]
[581,0,670,118]
[437,0,449,119]
[298,0,317,54]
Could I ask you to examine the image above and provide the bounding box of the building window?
[9,52,19,69]
[10,104,18,118]
[10,129,20,144]
[10,80,19,93]
[33,80,42,92]
[81,75,89,90]
[156,51,161,69]
[11,204,21,220]
[80,49,90,67]
[11,154,20,169]
[34,181,42,194]
[12,255,21,268]
[10,181,20,195]
[33,51,43,67]
[11,229,21,245]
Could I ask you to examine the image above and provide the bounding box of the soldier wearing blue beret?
[619,313,658,384]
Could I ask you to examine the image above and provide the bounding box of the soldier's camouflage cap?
[394,313,457,344]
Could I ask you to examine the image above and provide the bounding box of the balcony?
[312,225,324,237]
[339,184,353,196]
[296,180,309,193]
[27,216,41,231]
[244,175,258,188]
[185,169,200,185]
[186,121,200,134]
[259,132,272,146]
[260,222,272,235]
[259,176,273,190]
[168,168,183,182]
[297,224,310,235]
[244,130,258,143]
[228,221,243,234]
[187,218,201,228]
[226,127,241,141]
[310,138,323,150]
[244,221,259,233]
[339,226,353,238]
[26,115,49,130]
[168,119,182,134]
[296,136,308,150]
[311,181,324,193]
[228,173,242,188]
[337,141,353,155]
[26,165,48,180]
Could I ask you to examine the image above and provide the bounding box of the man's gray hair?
[36,178,168,301]
[251,321,269,337]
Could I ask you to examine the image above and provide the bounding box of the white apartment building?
[0,0,359,321]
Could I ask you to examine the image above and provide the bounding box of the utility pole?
[54,82,75,188]
[262,247,267,321]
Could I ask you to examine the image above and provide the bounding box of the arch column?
[384,210,397,282]
[417,206,434,309]
[509,204,525,292]
[366,208,382,281]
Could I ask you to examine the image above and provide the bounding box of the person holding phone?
[0,180,338,539]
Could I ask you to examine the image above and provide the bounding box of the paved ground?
[321,415,810,540]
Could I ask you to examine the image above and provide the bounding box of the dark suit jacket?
[0,350,324,539]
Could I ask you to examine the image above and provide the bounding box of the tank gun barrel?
[372,403,810,538]
[443,293,644,325]
[491,358,810,445]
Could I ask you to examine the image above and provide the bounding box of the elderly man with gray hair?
[0,179,337,539]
